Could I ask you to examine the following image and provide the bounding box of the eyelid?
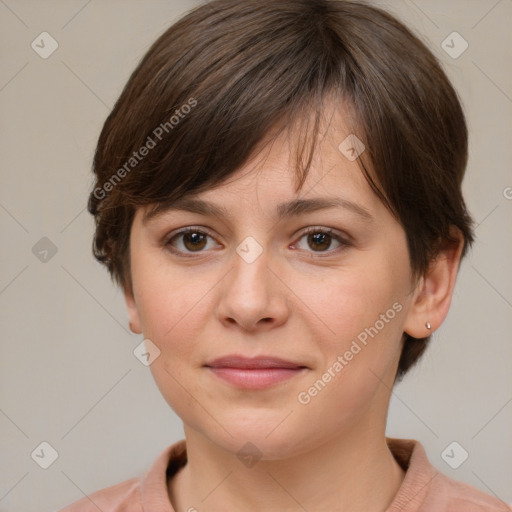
[163,226,221,254]
[297,226,353,245]
[291,226,353,256]
[168,226,217,239]
[163,225,352,257]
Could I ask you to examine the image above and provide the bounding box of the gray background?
[0,1,511,510]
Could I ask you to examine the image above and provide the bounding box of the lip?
[204,355,308,390]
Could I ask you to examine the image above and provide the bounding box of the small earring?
[425,321,431,330]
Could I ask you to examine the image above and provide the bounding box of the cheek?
[133,255,210,345]
[295,298,405,428]
[293,259,406,398]
[132,258,218,374]
[131,269,210,420]
[140,280,209,423]
[292,262,403,348]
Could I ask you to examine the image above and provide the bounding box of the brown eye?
[307,232,332,251]
[181,232,207,251]
[165,227,219,256]
[294,227,351,255]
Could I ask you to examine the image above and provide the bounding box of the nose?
[216,246,290,332]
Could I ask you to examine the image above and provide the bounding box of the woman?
[60,0,510,510]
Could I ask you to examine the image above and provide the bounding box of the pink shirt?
[58,437,511,511]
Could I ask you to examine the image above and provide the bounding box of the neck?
[168,424,406,512]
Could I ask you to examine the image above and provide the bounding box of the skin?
[124,105,464,511]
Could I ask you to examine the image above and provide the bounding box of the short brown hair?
[88,0,475,382]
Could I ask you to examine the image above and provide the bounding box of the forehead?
[139,114,382,229]
[137,95,388,228]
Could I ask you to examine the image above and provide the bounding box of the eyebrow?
[142,196,374,225]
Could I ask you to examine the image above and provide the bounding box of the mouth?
[204,355,309,390]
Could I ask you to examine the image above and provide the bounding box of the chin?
[195,414,318,462]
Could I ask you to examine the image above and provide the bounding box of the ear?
[403,227,465,338]
[124,283,142,335]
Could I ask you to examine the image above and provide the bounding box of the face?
[125,108,423,459]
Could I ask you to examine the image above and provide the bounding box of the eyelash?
[163,226,352,259]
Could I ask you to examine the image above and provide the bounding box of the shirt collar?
[138,437,435,511]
